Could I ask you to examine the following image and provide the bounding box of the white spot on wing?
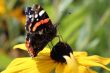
[25,26,26,30]
[29,15,32,18]
[29,38,31,43]
[37,19,39,21]
[31,18,34,22]
[39,10,45,16]
[39,29,43,35]
[35,14,38,18]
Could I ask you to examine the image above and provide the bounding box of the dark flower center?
[50,41,73,63]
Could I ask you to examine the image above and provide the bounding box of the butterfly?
[25,4,57,57]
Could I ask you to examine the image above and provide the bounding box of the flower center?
[50,41,73,63]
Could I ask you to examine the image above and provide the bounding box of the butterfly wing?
[25,4,57,57]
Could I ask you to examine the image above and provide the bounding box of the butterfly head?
[25,4,48,32]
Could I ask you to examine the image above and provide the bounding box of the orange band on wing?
[25,40,34,57]
[25,40,30,48]
[32,18,49,31]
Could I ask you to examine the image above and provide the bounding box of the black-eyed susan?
[2,41,110,73]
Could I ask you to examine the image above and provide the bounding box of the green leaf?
[0,53,12,70]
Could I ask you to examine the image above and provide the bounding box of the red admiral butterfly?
[25,4,57,57]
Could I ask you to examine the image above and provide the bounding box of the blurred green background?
[0,0,110,73]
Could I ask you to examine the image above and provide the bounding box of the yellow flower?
[0,0,5,15]
[1,43,110,73]
[10,8,26,24]
[0,0,25,24]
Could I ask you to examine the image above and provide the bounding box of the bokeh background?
[0,0,110,73]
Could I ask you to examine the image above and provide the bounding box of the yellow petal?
[78,66,97,73]
[1,57,40,73]
[77,56,110,71]
[63,53,78,73]
[35,53,56,73]
[39,48,50,54]
[73,51,88,57]
[2,55,56,73]
[2,47,56,73]
[55,63,65,73]
[13,43,27,51]
[6,57,31,68]
[86,55,110,65]
[13,44,50,53]
[13,44,50,57]
[36,59,56,73]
